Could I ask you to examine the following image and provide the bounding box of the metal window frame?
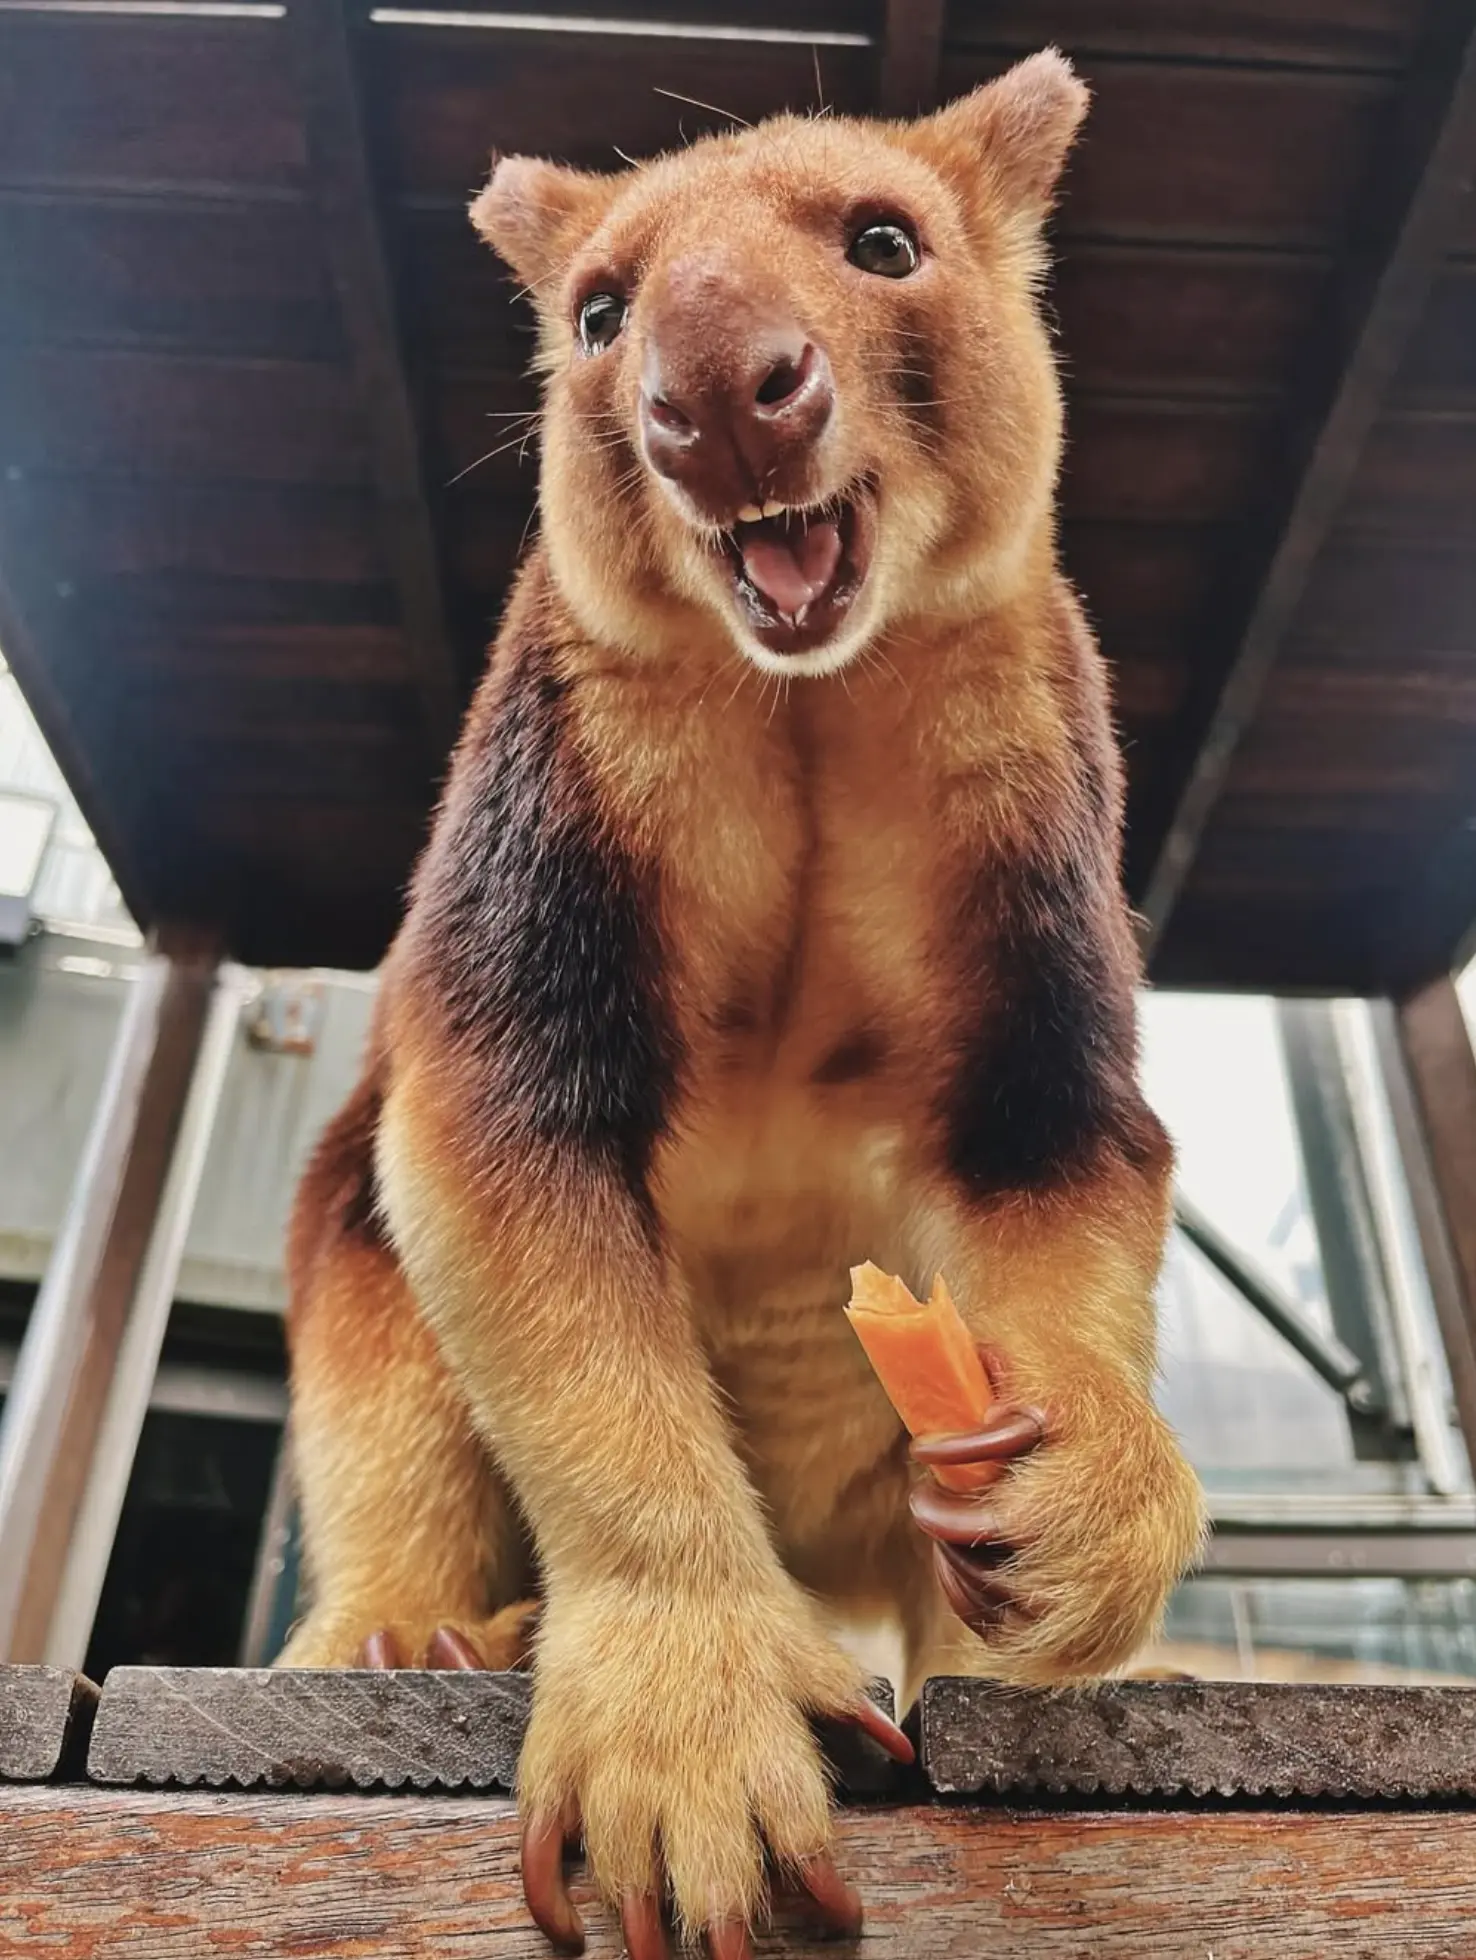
[1170,995,1469,1502]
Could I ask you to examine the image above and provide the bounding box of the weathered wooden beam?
[1133,3,1476,949]
[86,1668,899,1799]
[0,1668,98,1783]
[0,935,222,1663]
[90,1667,532,1793]
[285,0,461,759]
[10,1785,1476,1956]
[86,1669,1476,1806]
[921,1677,1476,1799]
[1373,978,1476,1474]
[879,0,946,117]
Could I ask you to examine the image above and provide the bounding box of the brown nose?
[640,314,834,516]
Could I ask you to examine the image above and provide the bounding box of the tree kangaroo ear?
[904,48,1089,226]
[469,155,616,291]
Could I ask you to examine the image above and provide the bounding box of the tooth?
[793,604,809,630]
[761,499,785,518]
[737,503,763,523]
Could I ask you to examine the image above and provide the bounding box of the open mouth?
[719,482,875,659]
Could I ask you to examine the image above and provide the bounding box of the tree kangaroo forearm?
[376,1075,783,1590]
[918,1149,1174,1393]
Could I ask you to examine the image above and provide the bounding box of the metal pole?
[0,932,219,1661]
[1202,1529,1476,1580]
[44,966,244,1670]
[238,1428,300,1669]
[1373,980,1476,1481]
[1172,1191,1376,1411]
[1334,1000,1465,1495]
[0,953,165,1655]
[1276,998,1404,1443]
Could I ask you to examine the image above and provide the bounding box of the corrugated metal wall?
[1,663,377,1311]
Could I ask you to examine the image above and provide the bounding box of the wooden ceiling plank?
[285,0,460,758]
[879,0,946,117]
[1133,2,1476,952]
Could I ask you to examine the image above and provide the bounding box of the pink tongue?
[740,519,842,619]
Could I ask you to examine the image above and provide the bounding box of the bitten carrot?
[845,1263,999,1492]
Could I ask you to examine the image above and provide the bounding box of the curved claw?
[910,1405,1046,1469]
[795,1851,864,1937]
[521,1813,585,1955]
[620,1891,669,1960]
[934,1538,989,1629]
[844,1693,915,1765]
[427,1625,485,1670]
[908,1483,1009,1551]
[357,1628,406,1670]
[932,1541,1034,1635]
[706,1920,754,1960]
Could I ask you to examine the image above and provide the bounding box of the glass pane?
[1154,1575,1476,1684]
[1141,993,1361,1486]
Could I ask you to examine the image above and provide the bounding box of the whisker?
[446,426,545,485]
[724,660,755,711]
[863,643,913,701]
[653,85,751,127]
[693,646,744,714]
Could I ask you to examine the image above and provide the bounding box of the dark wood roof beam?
[1133,2,1476,955]
[879,0,946,117]
[286,0,460,760]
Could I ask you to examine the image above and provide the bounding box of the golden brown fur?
[280,52,1206,1946]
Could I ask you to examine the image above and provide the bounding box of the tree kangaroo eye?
[578,291,627,353]
[847,222,920,278]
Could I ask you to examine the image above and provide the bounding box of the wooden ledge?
[85,1666,899,1797]
[6,1785,1476,1956]
[920,1677,1476,1800]
[74,1667,1476,1805]
[12,1669,1476,1954]
[0,1667,98,1782]
[87,1665,533,1793]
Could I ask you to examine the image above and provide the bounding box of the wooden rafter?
[285,0,460,760]
[879,0,946,117]
[1132,2,1476,953]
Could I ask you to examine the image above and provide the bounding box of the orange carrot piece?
[845,1262,999,1492]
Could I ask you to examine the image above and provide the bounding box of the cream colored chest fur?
[594,666,962,1574]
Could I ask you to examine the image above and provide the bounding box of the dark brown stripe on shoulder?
[406,605,679,1195]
